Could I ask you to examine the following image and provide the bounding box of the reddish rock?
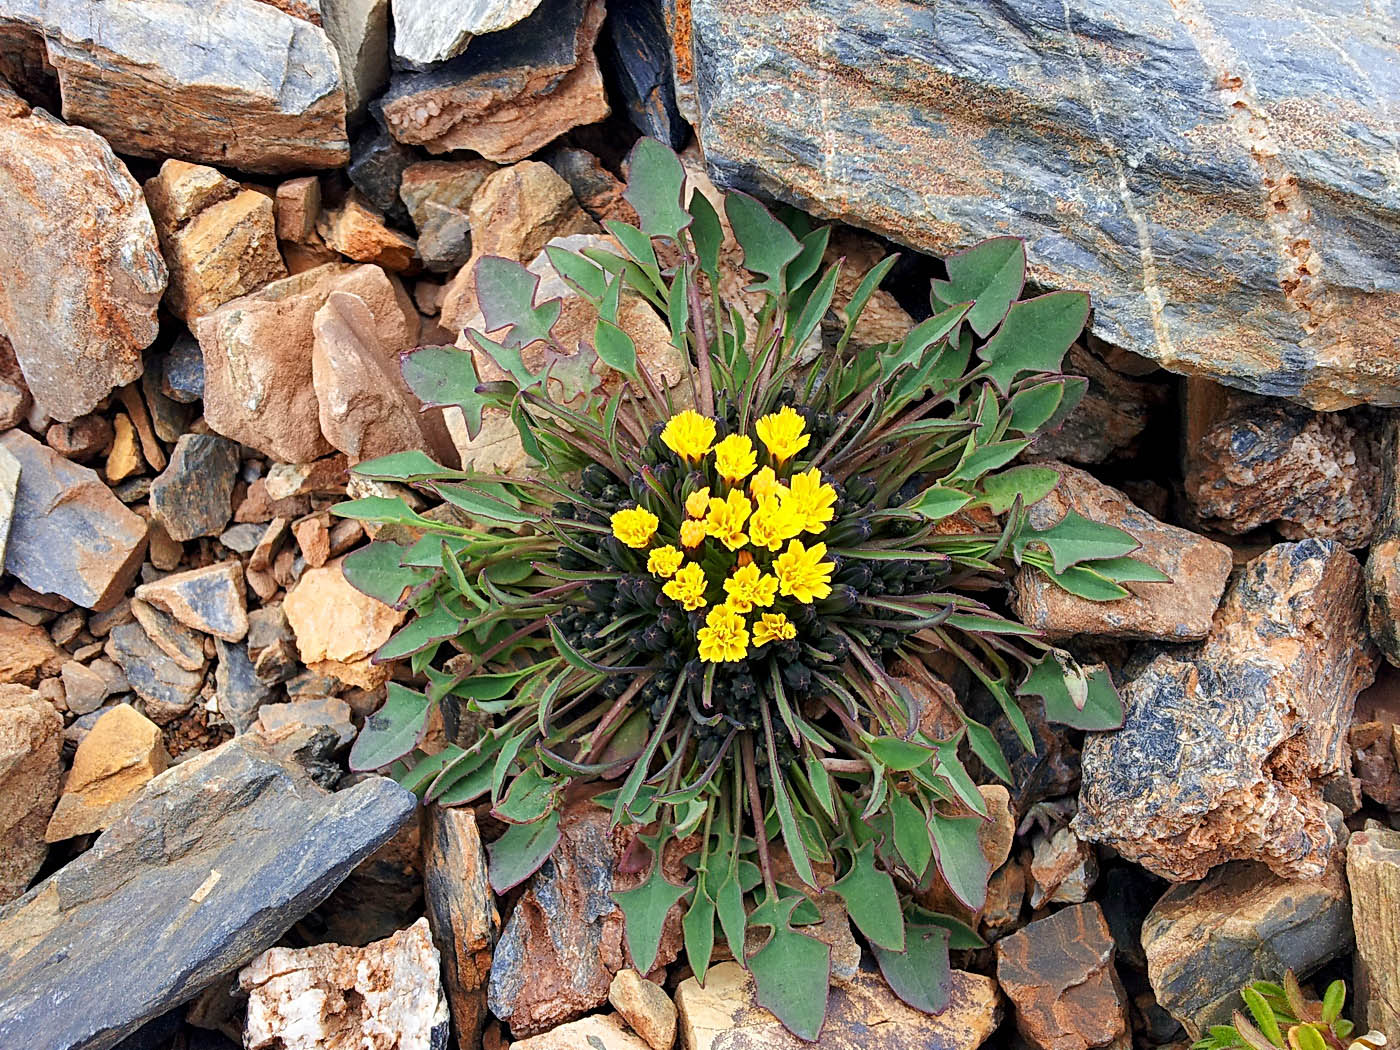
[316,194,417,273]
[608,970,675,1050]
[275,176,322,243]
[0,684,61,903]
[546,147,637,227]
[45,415,113,462]
[0,617,64,686]
[399,158,497,272]
[1348,824,1400,1039]
[0,104,165,421]
[1033,345,1168,464]
[0,335,32,430]
[292,514,332,569]
[995,902,1131,1050]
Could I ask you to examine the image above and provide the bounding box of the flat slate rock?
[0,733,415,1050]
[150,433,240,542]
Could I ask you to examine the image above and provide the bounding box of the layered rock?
[390,0,546,67]
[105,621,206,724]
[321,0,390,118]
[316,194,417,273]
[685,0,1400,409]
[0,684,61,903]
[1348,824,1400,1039]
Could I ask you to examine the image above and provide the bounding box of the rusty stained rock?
[399,158,498,272]
[0,615,63,686]
[0,684,61,904]
[1012,463,1233,642]
[45,703,168,842]
[316,194,418,273]
[1348,824,1400,1041]
[135,560,248,643]
[1075,539,1376,881]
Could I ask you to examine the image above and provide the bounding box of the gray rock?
[0,431,147,611]
[130,599,208,673]
[390,0,545,67]
[135,561,248,643]
[150,434,240,542]
[0,442,17,573]
[399,158,496,272]
[0,733,415,1050]
[256,698,356,749]
[60,661,110,717]
[214,638,273,734]
[160,335,204,404]
[347,125,414,226]
[322,0,390,119]
[105,622,206,724]
[219,523,267,554]
[687,0,1400,410]
[600,0,687,147]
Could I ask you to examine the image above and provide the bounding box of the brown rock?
[1029,828,1098,908]
[995,902,1130,1050]
[1033,345,1168,464]
[104,413,145,483]
[510,1014,650,1050]
[144,159,287,321]
[0,107,165,421]
[265,455,353,501]
[45,414,113,461]
[1367,421,1400,668]
[45,704,168,841]
[60,660,111,716]
[546,147,637,226]
[0,430,148,610]
[283,556,404,689]
[129,597,208,672]
[194,262,420,462]
[609,970,676,1050]
[275,176,322,242]
[134,560,249,642]
[0,616,63,686]
[317,194,417,273]
[1012,463,1232,641]
[293,513,332,568]
[0,334,32,430]
[1348,824,1400,1040]
[400,158,497,272]
[0,684,61,903]
[425,806,499,1049]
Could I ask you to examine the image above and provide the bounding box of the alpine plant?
[337,138,1157,1039]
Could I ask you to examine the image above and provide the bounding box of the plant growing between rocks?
[1193,972,1385,1050]
[335,138,1156,1038]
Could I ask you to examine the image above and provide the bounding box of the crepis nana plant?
[1193,972,1386,1050]
[335,138,1159,1039]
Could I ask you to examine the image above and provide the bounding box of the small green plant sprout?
[336,137,1161,1039]
[1192,972,1387,1050]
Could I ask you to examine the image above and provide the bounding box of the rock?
[675,961,1001,1050]
[0,616,63,686]
[160,335,205,404]
[103,414,142,484]
[1029,827,1098,908]
[316,194,417,272]
[391,0,544,66]
[608,970,676,1050]
[0,104,165,421]
[283,556,405,689]
[240,918,448,1050]
[150,434,240,541]
[275,176,323,244]
[0,435,17,570]
[687,0,1400,410]
[322,0,390,118]
[106,622,206,724]
[1348,824,1400,1039]
[130,598,208,672]
[292,514,333,568]
[347,126,415,226]
[256,698,356,749]
[0,685,61,903]
[424,806,499,1048]
[1144,853,1351,1037]
[1033,346,1168,464]
[0,0,349,173]
[143,160,287,321]
[45,704,168,842]
[1076,539,1375,881]
[600,0,687,147]
[135,561,249,643]
[0,335,32,430]
[0,733,415,1050]
[1186,401,1380,548]
[995,902,1131,1050]
[381,0,608,162]
[510,1014,649,1050]
[214,639,273,734]
[400,158,497,272]
[61,661,110,716]
[194,262,419,463]
[1012,463,1232,642]
[45,414,113,461]
[546,146,636,226]
[0,431,147,611]
[299,818,424,949]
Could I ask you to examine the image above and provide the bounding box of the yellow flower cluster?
[610,409,839,663]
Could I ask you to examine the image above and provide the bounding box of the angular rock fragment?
[546,146,635,226]
[399,158,496,272]
[601,0,687,147]
[0,431,147,611]
[1075,540,1375,881]
[1029,827,1098,908]
[321,0,390,118]
[214,638,273,734]
[283,556,404,689]
[160,334,205,404]
[0,103,165,421]
[45,704,168,842]
[135,561,248,642]
[347,126,414,225]
[0,684,61,903]
[511,1014,650,1050]
[60,661,111,716]
[256,698,356,749]
[391,0,545,67]
[317,194,417,272]
[150,433,241,542]
[0,734,416,1050]
[105,622,206,724]
[130,598,207,672]
[1347,824,1400,1039]
[0,616,63,686]
[275,176,323,244]
[608,969,676,1050]
[1033,346,1167,464]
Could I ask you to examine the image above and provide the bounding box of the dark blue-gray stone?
[160,335,204,405]
[149,433,239,542]
[601,0,687,147]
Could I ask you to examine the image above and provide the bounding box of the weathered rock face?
[0,684,61,903]
[105,621,205,724]
[283,555,404,688]
[45,703,168,842]
[399,158,497,272]
[1,0,349,172]
[240,918,449,1050]
[0,616,63,686]
[1033,346,1168,465]
[1143,855,1352,1037]
[608,969,676,1050]
[0,104,165,421]
[317,194,418,273]
[322,0,390,118]
[0,734,416,1050]
[1075,540,1376,882]
[1012,463,1232,642]
[134,560,248,643]
[0,431,147,611]
[424,806,498,1049]
[149,433,241,542]
[390,0,545,67]
[1348,824,1400,1040]
[685,0,1400,410]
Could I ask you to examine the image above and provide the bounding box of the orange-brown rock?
[316,194,417,272]
[0,616,64,686]
[283,555,405,689]
[45,704,169,841]
[608,970,676,1050]
[399,158,498,272]
[0,684,61,903]
[1348,824,1400,1040]
[509,1014,649,1050]
[275,175,322,243]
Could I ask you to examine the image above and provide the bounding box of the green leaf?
[474,255,562,348]
[1089,556,1172,584]
[594,317,638,378]
[341,541,422,606]
[747,894,831,1041]
[786,226,831,294]
[604,219,662,281]
[400,344,485,412]
[768,761,819,890]
[921,911,987,949]
[964,719,1013,783]
[977,290,1090,393]
[487,809,562,893]
[614,839,690,973]
[713,867,747,963]
[493,765,556,824]
[623,136,691,241]
[931,237,1026,337]
[803,755,836,820]
[838,253,899,350]
[907,486,972,520]
[929,812,990,911]
[1014,509,1140,573]
[350,683,430,771]
[1045,563,1131,601]
[872,921,951,1014]
[890,792,933,880]
[1243,987,1286,1046]
[682,876,716,983]
[979,465,1059,515]
[724,191,801,296]
[436,483,537,525]
[1007,379,1067,434]
[1018,655,1125,731]
[377,599,462,661]
[948,439,1029,484]
[786,260,841,354]
[686,190,723,279]
[334,495,429,527]
[1320,981,1345,1024]
[352,449,458,483]
[545,244,608,302]
[455,668,535,700]
[868,736,936,772]
[831,842,904,950]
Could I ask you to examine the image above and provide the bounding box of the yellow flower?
[697,603,749,663]
[662,562,709,610]
[748,466,786,503]
[647,545,684,578]
[704,490,752,551]
[755,406,810,462]
[610,506,659,549]
[723,563,778,612]
[685,486,711,518]
[680,519,707,548]
[713,434,757,483]
[661,410,716,462]
[748,493,804,552]
[787,468,838,535]
[752,612,797,648]
[774,538,835,603]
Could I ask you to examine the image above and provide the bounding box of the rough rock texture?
[143,160,287,321]
[1186,400,1380,548]
[391,0,545,67]
[105,621,205,724]
[1012,463,1232,641]
[1366,423,1400,668]
[1143,855,1353,1037]
[381,0,609,162]
[675,961,1001,1050]
[424,806,498,1050]
[0,104,165,421]
[995,903,1131,1050]
[194,263,420,463]
[149,433,240,542]
[1033,346,1168,464]
[1029,827,1098,908]
[45,704,168,842]
[134,561,248,642]
[1348,824,1400,1040]
[0,616,64,686]
[0,684,61,903]
[240,918,449,1050]
[0,734,416,1050]
[317,195,417,272]
[687,0,1400,410]
[602,0,687,147]
[283,556,404,689]
[608,970,676,1050]
[0,442,17,570]
[399,158,497,272]
[322,0,390,118]
[0,430,147,611]
[509,1014,647,1050]
[1075,540,1376,881]
[0,0,349,172]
